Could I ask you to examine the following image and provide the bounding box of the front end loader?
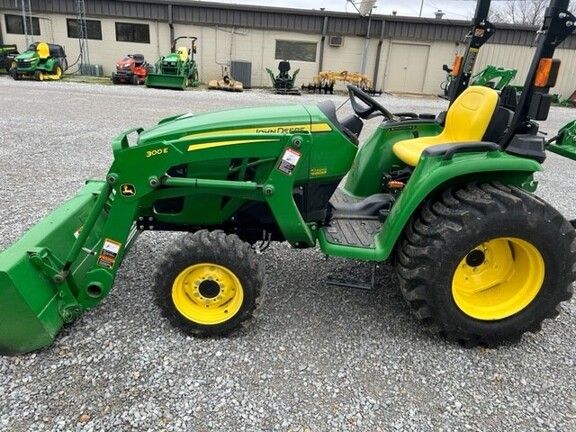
[146,37,199,90]
[1,0,576,355]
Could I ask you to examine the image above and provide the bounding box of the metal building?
[1,0,575,96]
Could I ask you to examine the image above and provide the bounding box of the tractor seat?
[393,86,500,166]
[37,42,50,60]
[131,54,145,66]
[278,61,291,74]
[177,47,187,62]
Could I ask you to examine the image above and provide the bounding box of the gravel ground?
[0,77,575,431]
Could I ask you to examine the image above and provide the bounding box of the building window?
[275,40,317,62]
[115,22,150,44]
[4,14,40,35]
[67,19,102,40]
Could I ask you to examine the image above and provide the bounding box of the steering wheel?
[347,85,397,121]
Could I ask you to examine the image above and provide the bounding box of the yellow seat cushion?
[393,86,499,166]
[177,47,188,62]
[37,42,50,60]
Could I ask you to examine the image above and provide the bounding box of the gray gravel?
[0,77,575,431]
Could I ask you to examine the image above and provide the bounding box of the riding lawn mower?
[1,0,576,355]
[9,42,67,81]
[112,54,151,85]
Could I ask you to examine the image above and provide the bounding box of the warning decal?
[278,148,301,175]
[98,239,122,269]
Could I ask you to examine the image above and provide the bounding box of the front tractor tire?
[154,230,264,337]
[397,182,575,347]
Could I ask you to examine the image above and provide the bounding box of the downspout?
[168,4,174,45]
[360,10,372,74]
[372,18,385,88]
[318,15,328,73]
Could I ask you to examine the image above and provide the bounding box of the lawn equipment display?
[1,0,576,356]
[9,42,67,81]
[208,66,244,92]
[442,63,518,97]
[146,37,199,90]
[0,44,18,72]
[547,120,576,158]
[302,71,383,96]
[266,60,301,95]
[112,54,151,85]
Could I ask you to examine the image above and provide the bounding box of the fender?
[373,146,542,260]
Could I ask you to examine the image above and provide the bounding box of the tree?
[491,0,547,25]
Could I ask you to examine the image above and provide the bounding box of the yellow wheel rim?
[171,263,244,325]
[452,237,545,320]
[55,66,62,78]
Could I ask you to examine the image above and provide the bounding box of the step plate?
[325,218,381,248]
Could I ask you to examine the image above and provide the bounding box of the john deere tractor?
[146,37,199,90]
[9,42,67,81]
[1,0,576,355]
[0,44,18,73]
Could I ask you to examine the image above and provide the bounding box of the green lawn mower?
[2,0,576,355]
[9,42,67,81]
[146,36,199,90]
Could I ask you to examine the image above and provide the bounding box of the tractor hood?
[138,105,315,146]
[162,52,181,63]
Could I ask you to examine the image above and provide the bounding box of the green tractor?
[9,42,67,81]
[442,64,518,97]
[1,0,576,355]
[0,44,18,73]
[146,36,199,90]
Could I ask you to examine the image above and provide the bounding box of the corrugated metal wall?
[1,0,574,48]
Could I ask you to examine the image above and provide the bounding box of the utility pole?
[21,0,33,47]
[76,0,90,73]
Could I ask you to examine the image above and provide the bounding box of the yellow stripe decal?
[188,139,279,152]
[182,123,332,141]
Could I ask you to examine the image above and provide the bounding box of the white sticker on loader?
[278,148,301,175]
[98,239,122,269]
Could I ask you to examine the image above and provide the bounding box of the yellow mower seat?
[177,47,188,62]
[37,42,50,60]
[393,86,499,166]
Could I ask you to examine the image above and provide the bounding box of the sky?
[198,0,479,20]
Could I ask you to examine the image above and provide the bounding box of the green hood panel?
[15,50,37,61]
[138,105,315,145]
[162,53,181,63]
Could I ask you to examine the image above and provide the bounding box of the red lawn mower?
[111,54,150,85]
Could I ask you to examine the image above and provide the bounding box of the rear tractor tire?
[154,230,264,337]
[396,182,576,347]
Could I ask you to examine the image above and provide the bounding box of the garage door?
[384,43,430,93]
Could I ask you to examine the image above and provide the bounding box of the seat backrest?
[444,86,499,142]
[36,42,50,60]
[278,60,291,74]
[177,47,187,62]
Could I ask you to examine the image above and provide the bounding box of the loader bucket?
[145,73,187,90]
[0,181,109,355]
